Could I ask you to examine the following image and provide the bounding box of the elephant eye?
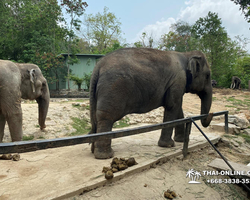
[206,73,210,80]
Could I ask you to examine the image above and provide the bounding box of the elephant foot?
[174,135,184,142]
[94,147,114,159]
[158,139,175,147]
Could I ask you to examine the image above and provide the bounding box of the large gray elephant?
[0,60,50,142]
[89,48,213,159]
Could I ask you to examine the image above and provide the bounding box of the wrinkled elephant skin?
[0,60,50,142]
[89,48,212,159]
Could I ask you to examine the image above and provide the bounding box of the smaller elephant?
[211,80,217,87]
[0,60,50,142]
[230,76,241,90]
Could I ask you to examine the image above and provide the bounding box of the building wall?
[48,55,102,90]
[67,56,97,90]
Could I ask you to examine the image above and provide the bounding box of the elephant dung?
[0,154,13,160]
[164,189,177,199]
[118,163,128,170]
[112,168,119,173]
[103,157,138,179]
[111,157,121,165]
[126,157,137,167]
[105,170,113,180]
[102,166,112,173]
[12,154,20,161]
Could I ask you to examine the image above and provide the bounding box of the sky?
[77,0,250,51]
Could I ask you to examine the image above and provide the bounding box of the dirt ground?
[2,88,250,199]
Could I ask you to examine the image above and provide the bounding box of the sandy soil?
[2,88,250,199]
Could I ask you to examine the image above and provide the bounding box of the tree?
[159,21,193,52]
[232,56,250,88]
[191,12,244,86]
[82,6,123,54]
[231,0,250,23]
[69,71,92,91]
[35,53,67,91]
[0,0,67,62]
[60,0,88,90]
[134,32,154,48]
[69,74,84,90]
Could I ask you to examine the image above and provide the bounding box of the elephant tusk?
[31,83,35,93]
[30,69,36,93]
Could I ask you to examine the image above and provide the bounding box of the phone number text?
[207,179,250,184]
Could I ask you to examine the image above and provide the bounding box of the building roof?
[60,53,104,59]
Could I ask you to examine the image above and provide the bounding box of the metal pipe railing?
[0,111,228,154]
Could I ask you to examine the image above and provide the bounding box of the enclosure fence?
[0,111,228,156]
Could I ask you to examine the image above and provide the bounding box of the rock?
[213,116,221,121]
[234,127,241,135]
[228,113,249,129]
[210,122,240,134]
[72,103,80,106]
[62,99,69,102]
[243,129,250,136]
[80,102,89,107]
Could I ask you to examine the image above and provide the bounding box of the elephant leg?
[158,105,183,147]
[6,113,23,142]
[174,108,185,142]
[0,114,6,142]
[93,110,114,159]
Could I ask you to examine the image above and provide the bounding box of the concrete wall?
[48,54,103,90]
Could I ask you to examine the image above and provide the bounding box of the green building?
[49,53,104,90]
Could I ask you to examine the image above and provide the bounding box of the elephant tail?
[88,68,99,135]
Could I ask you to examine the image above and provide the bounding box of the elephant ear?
[186,56,202,92]
[28,69,36,93]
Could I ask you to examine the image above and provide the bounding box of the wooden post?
[248,80,250,91]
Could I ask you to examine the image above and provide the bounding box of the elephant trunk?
[36,85,50,130]
[198,85,213,127]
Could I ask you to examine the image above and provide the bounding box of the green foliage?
[69,74,84,90]
[232,56,250,88]
[70,117,91,136]
[0,0,68,62]
[82,71,92,91]
[133,32,154,48]
[35,53,67,90]
[113,117,130,128]
[159,21,193,51]
[240,134,250,144]
[83,6,124,54]
[23,135,35,141]
[225,96,250,108]
[60,0,88,90]
[69,71,92,91]
[231,0,250,23]
[191,12,247,87]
